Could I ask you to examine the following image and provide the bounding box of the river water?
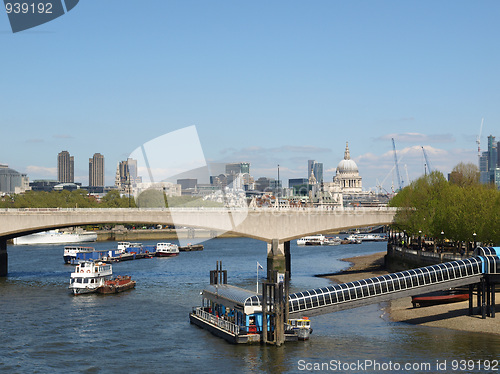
[1,238,499,373]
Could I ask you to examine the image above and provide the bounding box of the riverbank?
[95,228,241,242]
[322,251,500,336]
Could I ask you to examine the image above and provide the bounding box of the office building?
[479,135,500,188]
[307,160,323,184]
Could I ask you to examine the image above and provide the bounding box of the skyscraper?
[89,153,105,187]
[57,151,74,183]
[479,135,500,188]
[307,160,323,184]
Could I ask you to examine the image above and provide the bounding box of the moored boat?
[69,261,112,295]
[286,317,313,340]
[63,246,96,264]
[69,261,135,295]
[179,244,204,251]
[412,292,469,308]
[296,235,326,246]
[97,275,136,294]
[14,229,97,245]
[156,242,179,257]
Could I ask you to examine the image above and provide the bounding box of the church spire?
[344,142,350,160]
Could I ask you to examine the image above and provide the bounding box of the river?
[1,238,499,373]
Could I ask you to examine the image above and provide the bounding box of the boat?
[68,260,135,295]
[97,275,136,294]
[156,242,179,257]
[14,229,97,245]
[63,246,97,264]
[69,261,112,295]
[411,291,469,308]
[296,234,326,246]
[116,241,131,254]
[345,233,387,242]
[324,237,342,246]
[286,317,313,340]
[179,244,204,251]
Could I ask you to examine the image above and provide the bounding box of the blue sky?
[1,1,499,191]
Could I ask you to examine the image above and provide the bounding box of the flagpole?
[256,262,259,293]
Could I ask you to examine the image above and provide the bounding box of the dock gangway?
[288,247,500,317]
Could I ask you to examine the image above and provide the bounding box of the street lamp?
[440,231,444,252]
[473,232,477,252]
[418,230,422,251]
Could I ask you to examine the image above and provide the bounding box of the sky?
[1,1,499,192]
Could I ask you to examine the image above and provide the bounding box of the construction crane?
[422,146,432,175]
[392,138,403,190]
[476,118,484,159]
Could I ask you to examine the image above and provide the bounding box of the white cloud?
[25,166,57,178]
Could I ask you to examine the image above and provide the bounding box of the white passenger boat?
[69,261,112,295]
[156,242,179,257]
[346,233,387,242]
[13,229,97,245]
[296,235,326,246]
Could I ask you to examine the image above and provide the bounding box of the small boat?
[69,261,112,295]
[411,291,469,308]
[97,275,136,294]
[324,237,341,246]
[286,317,313,340]
[156,242,179,257]
[69,260,135,295]
[179,244,204,251]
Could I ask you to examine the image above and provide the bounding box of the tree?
[390,166,500,246]
[449,162,480,187]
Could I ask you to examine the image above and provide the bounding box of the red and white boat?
[411,291,469,308]
[156,243,179,257]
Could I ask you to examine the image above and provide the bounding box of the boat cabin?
[190,284,265,344]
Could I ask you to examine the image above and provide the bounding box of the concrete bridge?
[0,207,397,276]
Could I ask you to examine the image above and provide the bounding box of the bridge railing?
[0,206,398,213]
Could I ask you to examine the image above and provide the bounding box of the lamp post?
[418,230,422,251]
[441,231,444,253]
[473,232,477,255]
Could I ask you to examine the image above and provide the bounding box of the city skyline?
[2,1,500,190]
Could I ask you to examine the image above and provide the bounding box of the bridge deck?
[288,258,485,317]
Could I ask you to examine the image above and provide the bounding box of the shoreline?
[321,251,500,336]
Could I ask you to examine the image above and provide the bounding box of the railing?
[0,206,398,213]
[193,307,241,336]
[392,246,466,261]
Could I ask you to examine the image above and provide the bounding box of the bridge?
[0,207,397,276]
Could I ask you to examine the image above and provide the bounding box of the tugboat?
[68,261,135,295]
[156,243,179,257]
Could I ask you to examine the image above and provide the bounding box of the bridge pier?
[0,239,7,277]
[264,240,291,346]
[266,239,291,275]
